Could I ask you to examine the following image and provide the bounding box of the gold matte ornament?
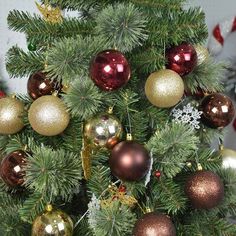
[28,95,70,136]
[0,97,24,135]
[195,44,209,65]
[145,69,184,108]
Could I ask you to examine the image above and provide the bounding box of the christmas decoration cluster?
[1,1,236,236]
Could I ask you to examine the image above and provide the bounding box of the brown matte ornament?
[0,150,27,187]
[84,113,122,149]
[109,141,151,182]
[200,93,235,128]
[145,69,184,108]
[133,212,176,236]
[28,95,70,136]
[185,170,224,209]
[0,97,24,135]
[27,72,59,100]
[32,205,73,236]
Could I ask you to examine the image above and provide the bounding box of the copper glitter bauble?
[109,141,151,182]
[84,113,122,149]
[166,43,197,76]
[133,212,176,236]
[27,72,58,100]
[194,44,209,65]
[0,97,24,135]
[0,150,27,187]
[200,93,235,128]
[185,170,224,209]
[32,207,73,236]
[145,69,184,108]
[90,49,131,91]
[28,95,70,136]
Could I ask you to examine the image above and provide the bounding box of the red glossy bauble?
[109,141,151,182]
[90,50,131,91]
[166,43,197,76]
[0,150,27,187]
[200,93,235,128]
[27,72,59,100]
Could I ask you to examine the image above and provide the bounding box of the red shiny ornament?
[200,93,235,128]
[166,43,197,76]
[109,141,151,182]
[27,72,60,100]
[154,170,161,179]
[0,150,27,187]
[118,185,126,193]
[90,50,131,91]
[0,91,6,98]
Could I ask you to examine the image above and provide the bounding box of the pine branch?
[8,10,93,43]
[25,147,82,199]
[45,36,107,82]
[185,59,225,94]
[63,77,104,120]
[6,46,45,78]
[153,178,187,214]
[147,123,199,178]
[18,192,48,223]
[92,201,136,236]
[95,3,148,52]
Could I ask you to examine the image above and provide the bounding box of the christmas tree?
[1,1,236,235]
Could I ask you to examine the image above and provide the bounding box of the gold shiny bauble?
[194,44,209,65]
[84,113,122,148]
[32,208,73,236]
[0,97,24,135]
[145,69,184,108]
[221,148,236,169]
[28,95,70,136]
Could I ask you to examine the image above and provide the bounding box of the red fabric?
[213,24,224,45]
[232,17,236,32]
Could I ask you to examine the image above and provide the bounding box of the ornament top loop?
[46,204,53,212]
[108,106,114,114]
[126,133,133,141]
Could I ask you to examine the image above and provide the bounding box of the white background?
[0,0,236,148]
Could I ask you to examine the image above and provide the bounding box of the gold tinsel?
[101,185,137,208]
[36,1,63,24]
[81,138,92,180]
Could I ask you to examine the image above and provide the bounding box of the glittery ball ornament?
[84,113,122,149]
[28,95,70,136]
[0,150,27,187]
[145,69,184,108]
[166,43,197,76]
[185,170,224,209]
[109,141,151,182]
[27,72,58,100]
[133,212,176,236]
[194,44,209,65]
[90,49,131,91]
[221,148,236,170]
[32,205,73,236]
[200,93,235,128]
[0,97,24,135]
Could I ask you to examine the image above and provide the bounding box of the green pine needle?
[63,77,104,120]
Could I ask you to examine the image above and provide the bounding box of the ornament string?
[74,180,121,228]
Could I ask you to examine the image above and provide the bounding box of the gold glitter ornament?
[32,205,73,236]
[194,44,209,65]
[145,69,184,108]
[0,97,24,135]
[221,148,236,170]
[28,95,70,136]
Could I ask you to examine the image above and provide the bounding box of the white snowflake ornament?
[172,103,202,129]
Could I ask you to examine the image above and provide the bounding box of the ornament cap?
[46,204,53,212]
[126,133,133,141]
[108,107,114,114]
[197,163,203,171]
